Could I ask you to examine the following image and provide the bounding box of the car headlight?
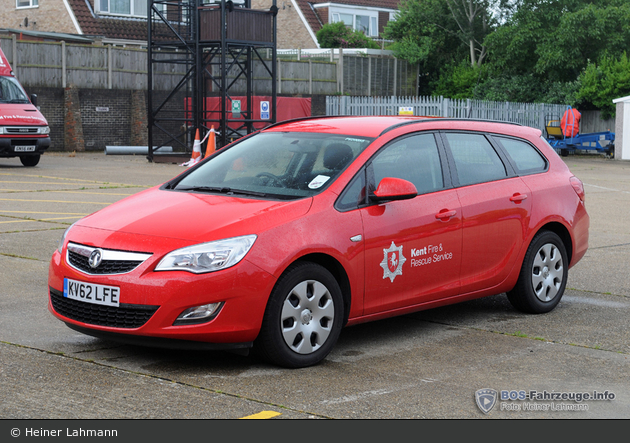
[0,127,4,134]
[40,126,50,134]
[155,235,257,274]
[58,222,76,254]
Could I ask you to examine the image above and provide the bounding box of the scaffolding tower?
[147,0,278,162]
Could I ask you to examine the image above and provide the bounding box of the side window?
[496,136,547,174]
[445,133,507,186]
[369,133,444,195]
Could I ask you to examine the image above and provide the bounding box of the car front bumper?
[48,247,276,347]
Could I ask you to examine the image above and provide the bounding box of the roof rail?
[379,118,523,136]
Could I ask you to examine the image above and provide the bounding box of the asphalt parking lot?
[0,151,629,420]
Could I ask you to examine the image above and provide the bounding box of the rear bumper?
[0,136,50,157]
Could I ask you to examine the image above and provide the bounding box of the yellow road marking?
[0,181,105,185]
[0,198,110,205]
[0,172,145,188]
[0,211,88,215]
[0,217,80,224]
[0,190,136,196]
[45,191,135,196]
[239,411,282,419]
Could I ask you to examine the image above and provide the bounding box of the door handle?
[435,209,457,221]
[510,193,528,203]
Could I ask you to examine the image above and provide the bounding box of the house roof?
[68,0,150,41]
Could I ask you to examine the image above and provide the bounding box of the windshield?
[0,76,29,104]
[173,131,373,199]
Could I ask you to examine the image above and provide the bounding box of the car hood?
[76,187,313,244]
[0,104,48,125]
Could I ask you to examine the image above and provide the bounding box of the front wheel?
[20,155,40,167]
[507,231,569,314]
[255,262,344,368]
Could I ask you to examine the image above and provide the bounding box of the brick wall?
[80,90,131,151]
[26,87,64,150]
[0,0,78,34]
[379,11,389,35]
[252,0,318,49]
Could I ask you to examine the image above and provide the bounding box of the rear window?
[496,137,547,174]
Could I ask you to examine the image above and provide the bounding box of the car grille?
[68,250,142,274]
[66,242,152,275]
[5,127,39,134]
[50,287,159,329]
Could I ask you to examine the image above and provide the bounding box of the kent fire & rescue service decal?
[380,241,455,282]
[380,241,406,282]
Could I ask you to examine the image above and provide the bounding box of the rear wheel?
[20,155,40,167]
[255,262,344,368]
[507,231,568,314]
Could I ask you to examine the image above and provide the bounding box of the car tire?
[20,155,40,167]
[255,262,344,368]
[507,231,568,314]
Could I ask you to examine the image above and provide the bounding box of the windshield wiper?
[175,186,268,198]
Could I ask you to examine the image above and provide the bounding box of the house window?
[97,0,149,17]
[16,0,38,8]
[330,7,378,37]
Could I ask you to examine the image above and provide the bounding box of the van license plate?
[63,278,120,307]
[14,146,36,152]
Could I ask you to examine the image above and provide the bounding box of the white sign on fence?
[260,101,270,119]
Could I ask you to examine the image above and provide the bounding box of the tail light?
[570,176,585,203]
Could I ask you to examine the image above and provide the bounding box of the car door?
[441,132,532,294]
[358,133,463,315]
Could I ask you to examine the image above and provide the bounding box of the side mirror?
[30,94,38,107]
[370,177,418,203]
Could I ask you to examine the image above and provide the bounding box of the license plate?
[64,278,120,307]
[14,146,36,152]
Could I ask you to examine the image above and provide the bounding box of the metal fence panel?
[326,96,569,133]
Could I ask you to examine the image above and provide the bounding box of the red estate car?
[48,116,589,368]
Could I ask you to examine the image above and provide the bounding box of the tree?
[433,61,485,99]
[577,53,630,118]
[445,0,493,67]
[384,0,468,93]
[385,0,496,68]
[484,0,630,82]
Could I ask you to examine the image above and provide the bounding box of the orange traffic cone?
[204,126,216,158]
[180,129,202,167]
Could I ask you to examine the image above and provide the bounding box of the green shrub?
[316,22,380,49]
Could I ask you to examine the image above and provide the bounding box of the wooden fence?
[1,37,419,96]
[0,37,340,94]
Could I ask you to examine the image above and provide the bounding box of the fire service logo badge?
[380,241,406,282]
